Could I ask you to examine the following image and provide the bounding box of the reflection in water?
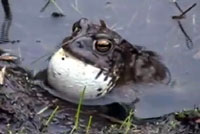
[0,0,199,118]
[0,0,12,43]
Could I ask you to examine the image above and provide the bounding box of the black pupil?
[96,40,111,52]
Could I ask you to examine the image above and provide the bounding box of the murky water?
[0,0,200,118]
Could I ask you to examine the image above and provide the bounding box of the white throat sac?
[47,48,115,104]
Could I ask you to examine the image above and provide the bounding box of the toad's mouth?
[47,48,116,103]
[63,47,97,68]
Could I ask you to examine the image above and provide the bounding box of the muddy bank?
[0,64,109,134]
[0,62,199,133]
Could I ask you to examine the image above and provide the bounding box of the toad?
[46,18,170,105]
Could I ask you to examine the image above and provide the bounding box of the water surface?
[0,0,200,118]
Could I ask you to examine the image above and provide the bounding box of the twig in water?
[40,0,64,15]
[50,0,64,14]
[71,0,82,15]
[172,2,197,49]
[177,20,193,49]
[0,0,12,43]
[37,105,50,115]
[40,0,51,12]
[172,2,197,19]
[98,113,124,124]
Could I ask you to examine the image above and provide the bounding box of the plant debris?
[0,55,18,61]
[0,66,6,85]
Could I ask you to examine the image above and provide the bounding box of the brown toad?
[47,18,170,105]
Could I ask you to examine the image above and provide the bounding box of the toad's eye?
[94,39,112,53]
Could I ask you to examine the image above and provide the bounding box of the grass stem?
[119,109,134,134]
[45,105,59,126]
[70,87,86,134]
[86,116,93,134]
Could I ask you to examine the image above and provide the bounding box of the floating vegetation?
[0,66,6,85]
[0,55,18,61]
[175,107,200,121]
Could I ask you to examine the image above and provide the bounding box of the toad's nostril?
[77,41,84,48]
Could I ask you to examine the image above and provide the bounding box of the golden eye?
[94,39,112,53]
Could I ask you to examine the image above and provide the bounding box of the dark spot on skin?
[97,88,102,92]
[61,57,65,60]
[106,81,115,93]
[107,80,112,87]
[104,75,108,81]
[57,72,61,75]
[92,52,99,58]
[96,92,103,97]
[95,69,103,79]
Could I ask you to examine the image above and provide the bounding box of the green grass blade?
[70,86,86,134]
[45,105,59,126]
[86,115,93,134]
[119,109,134,134]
